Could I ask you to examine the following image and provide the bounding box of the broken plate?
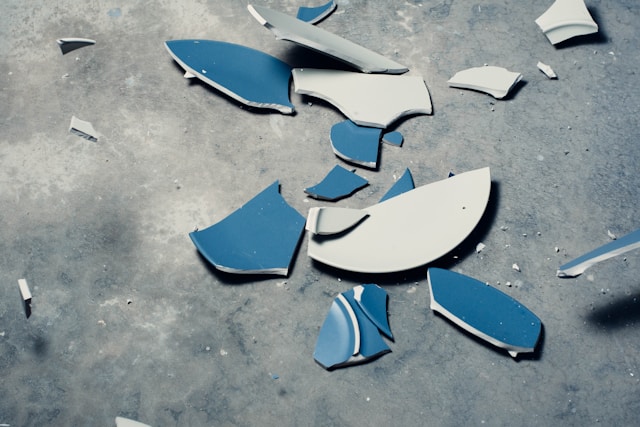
[314,284,392,369]
[304,165,368,201]
[537,61,557,79]
[330,120,381,168]
[308,167,491,273]
[297,0,337,24]
[379,168,415,202]
[190,181,305,276]
[165,40,294,114]
[557,227,640,278]
[447,66,523,99]
[293,68,432,128]
[535,0,598,45]
[306,207,368,235]
[428,268,542,357]
[382,131,403,147]
[248,4,408,74]
[69,116,99,142]
[57,38,96,55]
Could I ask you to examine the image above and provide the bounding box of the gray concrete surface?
[1,0,639,425]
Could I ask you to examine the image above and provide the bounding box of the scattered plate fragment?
[69,116,99,142]
[189,181,305,276]
[165,40,294,113]
[306,207,369,235]
[428,268,542,357]
[381,131,403,146]
[314,284,392,369]
[115,417,152,427]
[537,61,557,79]
[308,167,491,273]
[330,120,381,168]
[57,38,95,55]
[292,68,432,128]
[18,279,32,319]
[297,0,337,24]
[557,228,640,278]
[248,4,408,74]
[476,242,486,254]
[304,165,368,201]
[535,0,598,45]
[447,66,523,99]
[379,168,414,202]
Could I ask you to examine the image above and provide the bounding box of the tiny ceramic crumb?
[448,66,522,99]
[57,38,95,55]
[18,279,32,319]
[69,116,99,142]
[537,61,557,79]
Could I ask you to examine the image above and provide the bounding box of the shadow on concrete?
[585,291,640,330]
[553,8,608,49]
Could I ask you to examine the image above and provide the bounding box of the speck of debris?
[476,242,486,253]
[205,346,211,351]
[555,247,560,253]
[512,263,521,272]
[522,233,527,237]
[506,281,512,287]
[500,226,509,231]
[127,299,132,305]
[496,281,501,286]
[587,274,595,282]
[220,349,228,356]
[607,230,617,240]
[407,286,417,294]
[272,374,280,380]
[537,232,542,236]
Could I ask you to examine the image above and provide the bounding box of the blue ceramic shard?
[379,168,415,203]
[165,40,294,114]
[297,0,337,24]
[382,131,403,146]
[428,268,542,357]
[343,288,391,358]
[314,295,359,369]
[330,120,381,169]
[305,165,368,201]
[353,284,393,339]
[189,181,305,276]
[557,228,640,278]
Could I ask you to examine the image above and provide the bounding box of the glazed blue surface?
[428,268,541,351]
[382,131,404,146]
[304,165,368,201]
[314,298,357,369]
[379,168,415,203]
[343,288,390,358]
[165,40,294,113]
[296,0,336,24]
[355,284,393,339]
[330,120,381,168]
[189,181,305,275]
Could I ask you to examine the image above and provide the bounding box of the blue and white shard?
[330,120,381,169]
[381,131,404,146]
[557,227,640,278]
[189,181,305,276]
[314,284,392,369]
[304,165,368,201]
[379,168,414,202]
[428,268,542,357]
[165,39,294,113]
[297,0,337,24]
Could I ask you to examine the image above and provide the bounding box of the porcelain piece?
[304,165,368,201]
[57,38,95,55]
[297,0,337,24]
[115,417,152,427]
[69,116,99,142]
[382,131,403,146]
[448,66,522,99]
[379,168,414,202]
[353,284,393,339]
[330,120,381,168]
[306,207,369,235]
[535,0,598,45]
[18,279,32,319]
[537,61,557,79]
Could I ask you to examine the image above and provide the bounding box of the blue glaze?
[305,165,368,201]
[343,288,390,358]
[355,284,393,339]
[296,0,337,24]
[379,168,415,203]
[165,40,294,113]
[330,120,381,168]
[428,268,541,353]
[382,131,403,146]
[189,181,305,275]
[314,298,357,369]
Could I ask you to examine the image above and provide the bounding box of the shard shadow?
[30,332,49,358]
[280,44,357,72]
[500,79,527,101]
[585,290,640,330]
[552,8,608,49]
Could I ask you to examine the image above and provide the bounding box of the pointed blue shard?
[314,295,359,369]
[353,284,393,339]
[343,288,390,358]
[381,131,403,146]
[189,181,305,276]
[165,40,294,113]
[305,165,368,201]
[330,120,381,169]
[379,168,415,203]
[428,268,542,357]
[296,0,337,24]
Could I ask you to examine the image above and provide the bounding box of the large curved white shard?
[535,0,598,45]
[307,168,491,273]
[292,68,432,128]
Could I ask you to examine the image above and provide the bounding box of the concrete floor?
[1,0,639,425]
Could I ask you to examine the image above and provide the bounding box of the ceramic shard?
[314,285,392,370]
[382,131,403,146]
[69,116,99,142]
[297,0,337,24]
[428,268,542,357]
[330,120,381,168]
[537,61,557,79]
[306,207,369,235]
[189,181,305,276]
[557,228,640,278]
[57,38,95,54]
[308,167,491,273]
[165,40,294,114]
[18,279,32,319]
[248,4,408,74]
[115,417,152,427]
[535,0,598,45]
[304,165,368,201]
[379,168,415,202]
[293,68,432,128]
[447,66,523,99]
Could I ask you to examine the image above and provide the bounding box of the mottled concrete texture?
[1,1,639,426]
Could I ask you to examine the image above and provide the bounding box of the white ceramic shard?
[115,417,152,427]
[18,278,32,319]
[248,4,408,74]
[69,116,99,142]
[57,38,95,54]
[537,61,557,79]
[308,168,491,273]
[306,207,369,235]
[535,0,598,45]
[447,66,522,99]
[292,68,432,128]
